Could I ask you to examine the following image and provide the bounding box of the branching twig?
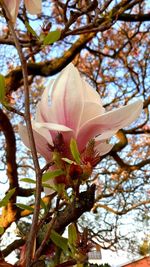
[0,2,42,266]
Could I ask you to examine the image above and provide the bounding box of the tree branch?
[35,185,96,258]
[0,109,18,189]
[111,151,150,171]
[0,109,19,228]
[93,199,150,216]
[118,13,150,22]
[1,239,25,258]
[5,32,95,94]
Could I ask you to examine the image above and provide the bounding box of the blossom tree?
[0,1,149,267]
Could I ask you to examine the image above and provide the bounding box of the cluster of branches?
[0,0,149,266]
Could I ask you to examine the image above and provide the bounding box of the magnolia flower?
[19,63,143,192]
[19,63,143,159]
[4,0,41,22]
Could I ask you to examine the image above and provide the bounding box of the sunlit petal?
[47,64,84,132]
[18,124,52,161]
[95,130,117,142]
[82,79,104,107]
[32,121,53,146]
[95,142,114,156]
[77,100,143,151]
[79,102,105,127]
[33,122,74,144]
[36,80,59,123]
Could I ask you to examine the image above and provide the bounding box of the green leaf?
[0,227,4,235]
[0,74,5,103]
[25,21,39,38]
[70,138,81,164]
[42,169,65,183]
[20,178,36,184]
[42,182,54,189]
[68,223,77,246]
[50,230,68,252]
[0,188,16,208]
[62,158,77,165]
[15,203,34,212]
[43,30,61,45]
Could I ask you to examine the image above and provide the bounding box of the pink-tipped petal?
[95,129,118,142]
[46,63,84,132]
[36,80,58,123]
[79,79,105,127]
[33,122,74,144]
[83,79,104,108]
[80,102,105,127]
[34,122,73,133]
[35,103,44,122]
[25,0,41,14]
[32,121,53,146]
[77,100,143,151]
[18,124,52,161]
[4,0,20,22]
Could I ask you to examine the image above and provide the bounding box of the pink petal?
[77,100,143,151]
[18,124,52,161]
[4,0,20,22]
[35,103,44,122]
[32,121,53,146]
[36,80,58,123]
[25,0,41,14]
[82,79,104,108]
[40,64,84,133]
[95,142,114,156]
[33,122,74,144]
[79,80,105,126]
[95,130,118,142]
[80,102,105,127]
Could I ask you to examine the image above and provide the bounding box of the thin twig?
[0,2,42,266]
[34,215,56,260]
[34,197,60,259]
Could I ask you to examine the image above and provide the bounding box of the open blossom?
[19,63,143,159]
[4,0,41,22]
[19,63,143,191]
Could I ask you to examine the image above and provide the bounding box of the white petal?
[48,64,84,132]
[80,102,105,127]
[38,64,84,134]
[33,122,74,145]
[95,130,117,142]
[95,142,114,156]
[35,103,44,122]
[32,121,53,146]
[18,124,52,161]
[34,122,73,133]
[36,79,56,123]
[78,79,105,127]
[77,100,143,151]
[83,79,104,108]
